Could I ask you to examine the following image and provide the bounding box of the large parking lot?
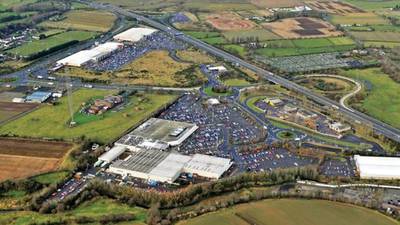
[319,157,356,177]
[159,94,264,156]
[237,147,317,172]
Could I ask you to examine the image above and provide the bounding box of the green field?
[222,44,247,57]
[203,86,233,97]
[350,31,400,44]
[178,199,397,225]
[32,171,70,185]
[222,29,281,41]
[343,0,399,11]
[7,31,96,58]
[223,78,251,86]
[255,37,356,57]
[341,68,400,128]
[0,89,177,143]
[40,10,116,32]
[0,198,147,225]
[331,12,389,25]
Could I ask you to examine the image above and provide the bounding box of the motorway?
[86,1,400,143]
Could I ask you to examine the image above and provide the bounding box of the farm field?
[341,68,400,128]
[0,102,38,124]
[7,31,96,58]
[0,89,177,143]
[40,10,116,32]
[0,138,74,181]
[263,17,342,39]
[331,12,389,25]
[199,12,256,31]
[249,0,303,8]
[58,51,206,87]
[342,0,400,11]
[306,1,364,15]
[255,37,356,57]
[0,197,147,225]
[222,29,281,41]
[223,78,251,86]
[177,199,397,225]
[349,31,400,44]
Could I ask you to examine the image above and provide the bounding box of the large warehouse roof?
[57,42,123,67]
[113,27,157,43]
[354,155,400,179]
[98,146,127,163]
[184,154,233,179]
[108,149,232,183]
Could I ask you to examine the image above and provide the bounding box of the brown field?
[263,17,342,39]
[307,1,364,15]
[203,12,256,31]
[0,102,38,124]
[0,138,74,181]
[250,0,304,8]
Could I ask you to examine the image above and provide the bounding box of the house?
[283,103,297,113]
[263,97,283,106]
[296,109,317,120]
[329,122,351,133]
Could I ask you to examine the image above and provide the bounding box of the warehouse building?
[57,42,123,67]
[108,149,232,183]
[98,146,128,164]
[25,91,52,103]
[113,27,157,43]
[354,155,400,179]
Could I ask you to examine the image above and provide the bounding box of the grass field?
[343,0,399,11]
[223,78,251,86]
[59,51,206,87]
[0,197,147,225]
[7,31,96,58]
[203,86,233,97]
[176,49,214,64]
[255,37,356,57]
[40,10,116,32]
[0,102,38,124]
[331,12,389,25]
[178,199,397,225]
[32,171,70,185]
[350,31,400,43]
[0,138,74,181]
[223,44,247,57]
[341,68,400,128]
[0,89,177,143]
[222,29,281,41]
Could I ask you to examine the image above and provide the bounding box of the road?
[295,74,362,112]
[86,1,400,143]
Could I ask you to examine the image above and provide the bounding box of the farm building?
[354,155,400,179]
[57,42,123,67]
[113,27,157,43]
[108,149,232,183]
[25,91,52,103]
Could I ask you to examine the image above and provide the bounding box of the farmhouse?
[354,155,400,179]
[57,42,123,67]
[113,27,157,43]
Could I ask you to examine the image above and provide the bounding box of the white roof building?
[98,146,127,163]
[184,154,233,179]
[354,155,400,179]
[208,65,227,73]
[108,149,232,183]
[57,42,123,67]
[113,27,157,43]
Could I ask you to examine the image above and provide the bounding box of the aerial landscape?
[0,0,400,224]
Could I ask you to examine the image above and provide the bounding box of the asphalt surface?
[84,0,400,143]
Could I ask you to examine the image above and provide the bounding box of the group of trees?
[382,48,400,83]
